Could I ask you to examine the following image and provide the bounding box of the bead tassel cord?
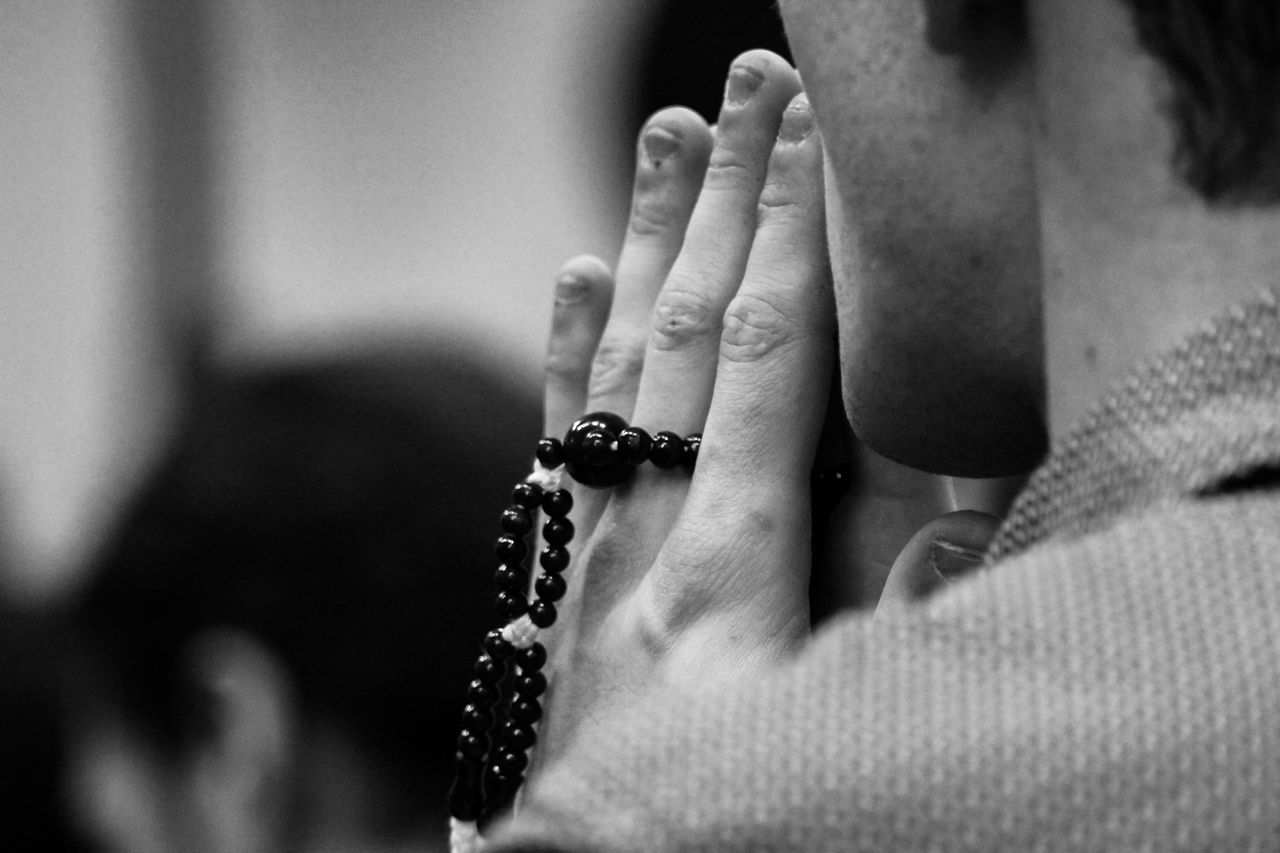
[448,413,699,852]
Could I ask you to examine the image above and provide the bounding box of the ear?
[922,0,1026,55]
[179,628,297,853]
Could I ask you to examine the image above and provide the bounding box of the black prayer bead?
[494,565,528,594]
[515,670,547,698]
[466,678,498,706]
[528,599,557,628]
[461,703,494,731]
[563,412,632,488]
[536,437,565,468]
[495,749,529,775]
[456,730,487,761]
[534,571,567,602]
[515,642,547,671]
[542,517,574,546]
[511,481,544,510]
[683,433,701,470]
[483,628,515,659]
[494,534,527,563]
[539,546,570,572]
[500,507,533,536]
[495,591,528,619]
[473,655,506,683]
[509,697,543,724]
[649,430,685,468]
[617,426,652,465]
[503,723,537,751]
[541,488,573,518]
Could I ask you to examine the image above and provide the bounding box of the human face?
[778,0,1045,477]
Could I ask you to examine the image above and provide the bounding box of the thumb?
[876,510,1000,615]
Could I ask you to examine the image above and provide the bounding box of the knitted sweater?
[492,290,1280,852]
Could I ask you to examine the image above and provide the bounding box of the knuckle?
[703,146,759,192]
[720,292,799,363]
[589,338,645,398]
[650,285,720,352]
[628,195,678,238]
[543,344,590,386]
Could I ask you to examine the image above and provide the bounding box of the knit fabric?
[491,289,1280,852]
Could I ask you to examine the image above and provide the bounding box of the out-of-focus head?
[778,0,1280,476]
[67,344,539,853]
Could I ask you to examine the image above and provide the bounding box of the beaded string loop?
[448,412,700,848]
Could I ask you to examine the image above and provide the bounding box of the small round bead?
[495,749,529,775]
[541,489,573,518]
[515,670,548,698]
[500,507,533,536]
[617,426,653,465]
[528,599,557,628]
[539,546,570,572]
[494,565,528,594]
[511,481,544,510]
[456,730,488,760]
[473,655,505,683]
[494,534,527,563]
[466,678,498,706]
[483,628,515,659]
[495,591,529,619]
[515,642,547,672]
[542,517,575,546]
[536,437,565,468]
[683,433,701,470]
[461,703,494,731]
[509,697,543,724]
[649,431,684,468]
[534,572,567,602]
[503,723,537,751]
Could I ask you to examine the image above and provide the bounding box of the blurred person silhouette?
[66,343,538,853]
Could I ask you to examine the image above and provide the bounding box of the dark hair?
[1120,0,1280,204]
[74,342,539,827]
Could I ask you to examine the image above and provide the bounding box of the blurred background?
[1,0,790,603]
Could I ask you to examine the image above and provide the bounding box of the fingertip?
[555,255,613,304]
[638,106,713,166]
[878,510,999,614]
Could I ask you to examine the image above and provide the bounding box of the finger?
[875,510,1000,617]
[632,50,802,435]
[543,255,614,442]
[654,95,831,634]
[585,108,713,421]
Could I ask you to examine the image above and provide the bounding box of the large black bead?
[515,670,548,698]
[500,507,533,536]
[535,437,565,469]
[494,534,527,563]
[483,628,515,659]
[649,431,685,468]
[543,517,574,546]
[509,697,543,724]
[515,642,547,671]
[473,655,506,683]
[541,489,573,518]
[617,426,653,465]
[534,572,567,602]
[528,600,557,628]
[494,565,528,594]
[511,481,544,510]
[563,412,633,488]
[683,433,702,470]
[495,749,529,775]
[540,546,570,572]
[503,723,537,751]
[495,591,528,619]
[466,678,498,706]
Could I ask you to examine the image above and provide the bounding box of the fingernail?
[554,274,590,305]
[778,95,814,143]
[642,126,680,164]
[725,64,764,106]
[927,539,986,583]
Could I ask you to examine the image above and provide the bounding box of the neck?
[1031,0,1280,440]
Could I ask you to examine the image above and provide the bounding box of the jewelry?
[448,412,700,851]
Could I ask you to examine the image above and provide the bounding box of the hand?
[535,50,823,764]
